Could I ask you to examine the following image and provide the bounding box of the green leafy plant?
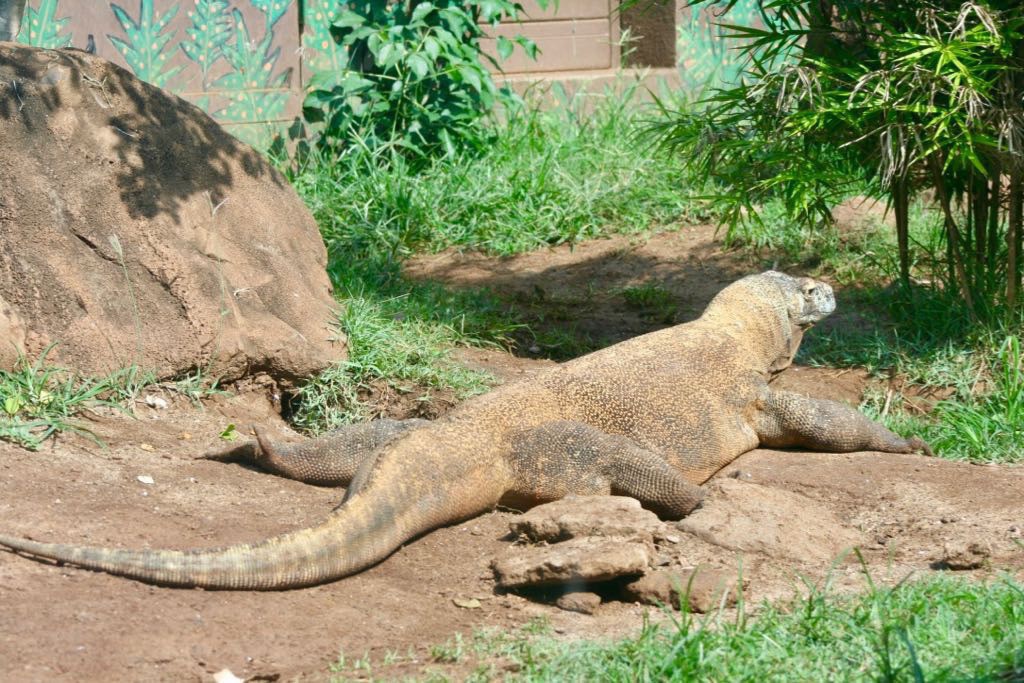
[302,0,542,158]
[622,283,678,324]
[108,0,184,89]
[219,423,239,441]
[16,0,71,48]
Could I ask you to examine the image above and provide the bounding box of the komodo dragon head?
[705,271,835,373]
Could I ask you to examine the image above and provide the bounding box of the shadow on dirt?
[406,227,780,360]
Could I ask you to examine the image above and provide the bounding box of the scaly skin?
[0,271,932,589]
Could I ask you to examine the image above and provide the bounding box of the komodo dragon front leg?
[204,418,428,486]
[505,421,705,519]
[754,389,933,455]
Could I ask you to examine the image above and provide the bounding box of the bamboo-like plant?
[654,1,1024,323]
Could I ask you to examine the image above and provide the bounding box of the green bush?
[302,0,542,158]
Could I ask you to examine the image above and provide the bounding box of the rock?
[677,479,864,563]
[509,496,667,544]
[555,591,601,614]
[492,537,652,589]
[622,567,742,613]
[0,44,341,386]
[0,293,27,368]
[935,541,990,570]
[212,670,244,683]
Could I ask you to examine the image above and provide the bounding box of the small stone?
[212,670,244,683]
[453,597,481,609]
[136,475,155,485]
[139,443,155,452]
[555,591,601,614]
[510,496,666,544]
[936,541,990,570]
[623,567,742,613]
[492,537,651,589]
[144,395,168,410]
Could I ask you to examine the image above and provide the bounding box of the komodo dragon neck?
[700,283,802,373]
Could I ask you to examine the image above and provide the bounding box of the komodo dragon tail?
[0,437,509,590]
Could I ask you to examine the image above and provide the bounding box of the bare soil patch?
[1,228,1022,681]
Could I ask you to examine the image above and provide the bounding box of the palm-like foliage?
[655,1,1024,322]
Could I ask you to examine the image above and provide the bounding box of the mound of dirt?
[0,43,340,386]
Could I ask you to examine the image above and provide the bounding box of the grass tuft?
[287,256,518,432]
[0,345,157,450]
[464,575,1024,681]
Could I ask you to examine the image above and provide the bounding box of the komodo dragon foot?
[202,419,428,486]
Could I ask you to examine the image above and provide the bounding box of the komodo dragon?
[0,271,931,589]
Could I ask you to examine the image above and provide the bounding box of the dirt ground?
[1,225,1022,682]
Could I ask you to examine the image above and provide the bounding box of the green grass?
[289,85,700,259]
[480,574,1024,682]
[0,345,157,450]
[621,283,679,324]
[859,336,1024,463]
[325,575,1024,681]
[286,256,518,432]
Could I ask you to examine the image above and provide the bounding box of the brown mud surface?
[2,226,1023,681]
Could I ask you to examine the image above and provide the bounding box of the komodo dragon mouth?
[0,270,930,590]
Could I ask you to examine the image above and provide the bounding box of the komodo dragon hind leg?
[508,421,704,520]
[203,418,428,486]
[755,389,933,455]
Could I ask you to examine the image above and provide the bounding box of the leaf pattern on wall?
[677,0,760,91]
[301,0,345,75]
[211,8,290,123]
[16,0,71,48]
[180,0,232,88]
[108,0,184,89]
[251,0,287,30]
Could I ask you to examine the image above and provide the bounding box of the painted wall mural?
[14,0,317,146]
[12,1,756,146]
[677,0,761,92]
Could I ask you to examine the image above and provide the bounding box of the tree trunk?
[930,155,977,320]
[1009,167,1022,316]
[893,177,910,287]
